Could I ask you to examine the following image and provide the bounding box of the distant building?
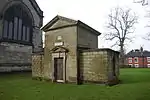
[125,47,150,68]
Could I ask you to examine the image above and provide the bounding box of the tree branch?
[105,7,138,64]
[110,40,120,48]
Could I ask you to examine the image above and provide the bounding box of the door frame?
[54,57,64,82]
[51,46,69,83]
[51,52,67,83]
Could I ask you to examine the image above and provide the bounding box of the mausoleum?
[32,15,120,85]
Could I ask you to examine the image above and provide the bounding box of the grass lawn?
[0,68,150,100]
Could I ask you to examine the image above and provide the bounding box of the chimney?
[140,46,143,56]
[140,47,143,52]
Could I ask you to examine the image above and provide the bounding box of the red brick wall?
[127,57,150,67]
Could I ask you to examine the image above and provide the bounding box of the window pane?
[3,5,33,44]
[134,57,138,63]
[147,57,150,62]
[13,17,18,40]
[18,18,22,40]
[23,26,26,41]
[26,27,30,41]
[3,20,8,38]
[8,22,13,39]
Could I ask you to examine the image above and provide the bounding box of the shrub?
[120,65,131,68]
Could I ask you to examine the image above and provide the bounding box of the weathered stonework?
[32,53,44,77]
[0,0,43,72]
[77,26,98,49]
[79,49,119,85]
[43,26,78,82]
[32,27,43,52]
[32,15,120,85]
[0,42,32,72]
[0,42,32,63]
[79,51,108,83]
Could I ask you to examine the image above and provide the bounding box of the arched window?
[2,4,33,44]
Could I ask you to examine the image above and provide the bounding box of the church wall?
[0,0,43,72]
[0,0,43,51]
[43,26,78,82]
[0,0,7,39]
[0,42,32,72]
[21,0,43,52]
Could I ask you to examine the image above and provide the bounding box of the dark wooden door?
[54,58,63,81]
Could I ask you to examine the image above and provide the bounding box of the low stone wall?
[32,53,44,78]
[79,50,108,83]
[79,49,119,85]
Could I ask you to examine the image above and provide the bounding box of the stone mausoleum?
[0,0,43,72]
[32,15,120,85]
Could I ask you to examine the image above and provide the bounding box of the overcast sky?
[36,0,150,52]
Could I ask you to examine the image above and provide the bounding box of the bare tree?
[134,0,150,41]
[133,0,148,6]
[105,7,138,65]
[143,32,150,40]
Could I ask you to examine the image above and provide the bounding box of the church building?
[0,0,43,72]
[32,15,120,85]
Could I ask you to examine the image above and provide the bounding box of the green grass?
[0,68,150,100]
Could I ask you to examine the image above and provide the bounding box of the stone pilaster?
[32,26,43,53]
[0,19,3,39]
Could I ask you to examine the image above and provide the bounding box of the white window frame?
[147,64,150,68]
[128,58,132,63]
[134,57,138,63]
[147,57,150,62]
[129,64,133,67]
[134,64,139,68]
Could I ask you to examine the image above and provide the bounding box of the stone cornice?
[29,0,43,18]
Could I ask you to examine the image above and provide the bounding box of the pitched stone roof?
[41,15,101,36]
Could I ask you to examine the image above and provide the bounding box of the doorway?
[54,57,64,82]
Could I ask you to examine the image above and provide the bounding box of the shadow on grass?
[0,72,32,79]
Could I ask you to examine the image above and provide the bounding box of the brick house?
[125,47,150,68]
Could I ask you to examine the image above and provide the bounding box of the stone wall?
[0,0,43,51]
[77,26,98,49]
[32,27,43,53]
[44,26,77,82]
[21,0,43,53]
[0,0,42,27]
[0,0,43,72]
[0,42,32,72]
[107,50,120,81]
[32,53,44,78]
[79,49,119,84]
[79,50,108,83]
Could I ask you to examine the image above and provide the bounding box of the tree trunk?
[120,44,125,65]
